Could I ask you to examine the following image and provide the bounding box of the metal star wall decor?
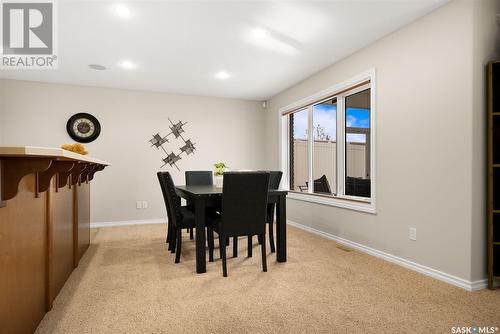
[180,139,196,155]
[169,120,186,138]
[149,133,168,153]
[162,152,182,169]
[149,118,196,170]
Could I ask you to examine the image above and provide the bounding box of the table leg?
[194,198,206,273]
[276,193,287,262]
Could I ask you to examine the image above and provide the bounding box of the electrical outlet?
[142,201,148,209]
[136,201,142,209]
[409,227,417,241]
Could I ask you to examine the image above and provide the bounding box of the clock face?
[67,113,101,143]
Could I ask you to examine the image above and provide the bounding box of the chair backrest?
[268,171,283,190]
[265,171,283,219]
[306,174,332,194]
[185,170,213,186]
[157,172,169,208]
[158,172,183,226]
[157,172,173,224]
[346,176,371,197]
[315,175,331,194]
[221,172,270,237]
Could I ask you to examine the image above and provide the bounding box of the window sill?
[287,191,376,214]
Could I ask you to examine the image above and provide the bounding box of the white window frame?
[278,69,376,214]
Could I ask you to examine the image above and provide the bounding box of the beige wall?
[264,0,499,282]
[0,79,265,223]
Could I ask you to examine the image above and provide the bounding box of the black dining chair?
[159,171,196,263]
[185,170,213,186]
[346,176,371,197]
[185,171,216,239]
[264,171,283,253]
[157,172,174,251]
[298,175,332,194]
[207,172,270,277]
[308,174,332,194]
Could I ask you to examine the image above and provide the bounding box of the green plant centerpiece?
[214,162,228,188]
[214,162,227,176]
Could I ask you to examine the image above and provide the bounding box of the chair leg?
[257,235,263,245]
[166,223,171,250]
[219,234,223,260]
[248,236,252,257]
[175,228,182,263]
[268,221,276,253]
[233,237,238,257]
[166,222,170,245]
[261,234,267,272]
[220,235,228,277]
[170,225,176,253]
[189,228,194,240]
[208,228,214,262]
[226,237,230,247]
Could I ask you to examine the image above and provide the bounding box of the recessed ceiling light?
[215,71,231,80]
[88,64,106,71]
[113,4,131,18]
[119,60,136,70]
[245,27,297,55]
[252,28,268,40]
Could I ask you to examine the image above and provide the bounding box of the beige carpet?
[35,224,500,334]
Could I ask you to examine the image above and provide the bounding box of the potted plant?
[214,162,228,188]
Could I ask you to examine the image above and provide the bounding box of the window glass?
[312,99,336,195]
[289,109,308,192]
[345,88,371,198]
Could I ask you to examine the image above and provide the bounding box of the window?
[312,98,336,195]
[345,89,371,198]
[280,71,375,213]
[289,109,308,192]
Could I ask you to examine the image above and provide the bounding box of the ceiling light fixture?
[214,71,231,80]
[252,28,268,41]
[113,4,131,18]
[88,64,107,71]
[119,60,136,70]
[245,27,297,55]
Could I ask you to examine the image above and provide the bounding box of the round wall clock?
[66,113,101,143]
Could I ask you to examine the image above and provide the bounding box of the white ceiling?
[0,0,449,101]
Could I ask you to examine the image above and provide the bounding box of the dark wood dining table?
[175,185,288,274]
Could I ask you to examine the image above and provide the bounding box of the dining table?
[175,185,288,274]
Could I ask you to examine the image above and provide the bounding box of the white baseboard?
[287,220,487,291]
[90,219,166,228]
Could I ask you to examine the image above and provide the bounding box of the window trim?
[278,69,376,214]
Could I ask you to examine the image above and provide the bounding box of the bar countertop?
[0,146,111,165]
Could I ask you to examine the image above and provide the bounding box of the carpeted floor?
[35,224,500,334]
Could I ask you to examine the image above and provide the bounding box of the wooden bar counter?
[0,146,110,334]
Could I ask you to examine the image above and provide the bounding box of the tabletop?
[175,185,288,197]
